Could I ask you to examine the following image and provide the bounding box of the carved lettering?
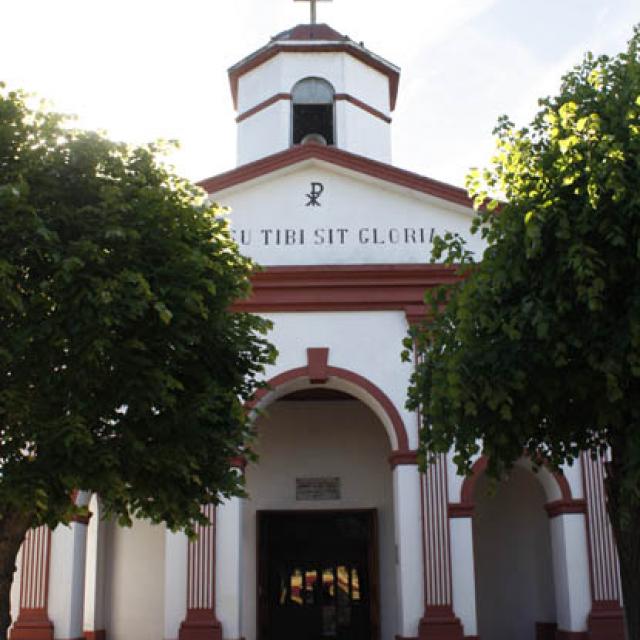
[233,226,439,249]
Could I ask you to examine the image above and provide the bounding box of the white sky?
[2,0,638,188]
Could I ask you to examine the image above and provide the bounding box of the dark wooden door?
[258,510,379,640]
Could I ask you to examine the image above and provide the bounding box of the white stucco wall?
[164,530,188,640]
[84,494,106,633]
[104,519,165,640]
[335,100,391,163]
[549,513,592,632]
[242,399,397,640]
[9,547,21,630]
[236,101,290,166]
[473,467,557,640]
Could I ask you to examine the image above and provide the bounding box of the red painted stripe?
[19,526,51,612]
[582,453,622,603]
[334,93,392,123]
[423,454,453,607]
[186,504,217,610]
[420,462,428,605]
[235,93,291,123]
[227,42,400,111]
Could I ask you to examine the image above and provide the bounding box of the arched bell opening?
[291,77,335,146]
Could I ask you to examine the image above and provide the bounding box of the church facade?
[9,21,626,640]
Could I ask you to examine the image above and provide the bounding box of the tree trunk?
[0,510,32,640]
[606,439,640,640]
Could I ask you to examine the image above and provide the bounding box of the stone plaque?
[296,477,341,501]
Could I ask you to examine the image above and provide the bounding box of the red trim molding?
[229,455,248,471]
[460,455,574,505]
[236,93,291,123]
[249,359,410,451]
[228,42,399,111]
[231,264,460,317]
[448,502,474,518]
[335,93,392,123]
[198,144,473,209]
[84,632,106,640]
[418,605,464,640]
[235,92,392,124]
[389,450,418,468]
[307,347,329,383]
[587,600,625,640]
[10,608,54,640]
[178,609,222,640]
[544,499,586,519]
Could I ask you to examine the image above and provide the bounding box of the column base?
[587,600,625,640]
[178,609,223,640]
[10,608,54,640]
[418,605,465,640]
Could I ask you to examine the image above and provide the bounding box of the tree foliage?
[406,28,640,636]
[0,85,276,533]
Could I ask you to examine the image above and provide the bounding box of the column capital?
[447,502,474,518]
[389,450,418,468]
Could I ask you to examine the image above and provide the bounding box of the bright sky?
[2,0,638,188]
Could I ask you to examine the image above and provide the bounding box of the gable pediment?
[200,146,484,266]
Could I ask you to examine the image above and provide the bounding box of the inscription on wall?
[231,226,436,248]
[296,477,341,501]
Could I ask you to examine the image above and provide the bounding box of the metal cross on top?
[294,0,332,25]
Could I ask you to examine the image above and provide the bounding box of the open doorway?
[258,510,379,640]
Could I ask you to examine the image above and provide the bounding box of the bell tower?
[228,22,400,166]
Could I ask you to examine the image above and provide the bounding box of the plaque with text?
[296,477,341,501]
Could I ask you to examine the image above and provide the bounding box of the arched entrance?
[460,456,583,640]
[242,354,407,640]
[473,466,556,640]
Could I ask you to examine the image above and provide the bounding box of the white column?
[449,516,478,636]
[550,513,592,633]
[393,464,424,637]
[215,497,243,640]
[83,495,106,637]
[164,530,188,640]
[47,521,88,639]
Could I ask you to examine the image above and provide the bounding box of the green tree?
[406,29,640,638]
[0,86,276,637]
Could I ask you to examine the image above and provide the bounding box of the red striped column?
[581,453,625,640]
[10,526,54,640]
[419,454,464,640]
[178,504,222,640]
